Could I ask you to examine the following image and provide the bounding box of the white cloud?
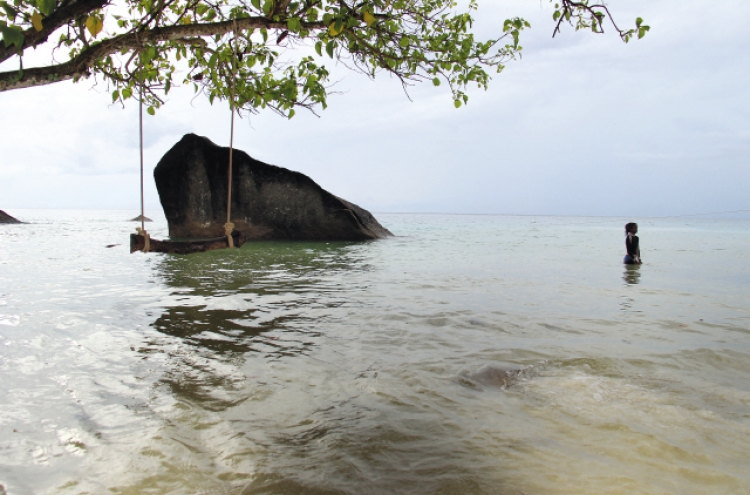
[1,0,748,217]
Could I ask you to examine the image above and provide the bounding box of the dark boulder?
[154,134,392,240]
[0,210,22,224]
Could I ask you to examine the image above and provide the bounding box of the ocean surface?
[1,209,749,495]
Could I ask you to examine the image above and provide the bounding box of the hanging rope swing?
[135,87,151,252]
[224,36,238,249]
[130,38,245,254]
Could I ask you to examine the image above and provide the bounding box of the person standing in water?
[624,222,642,264]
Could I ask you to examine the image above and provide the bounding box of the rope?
[136,87,149,253]
[224,222,235,248]
[136,226,150,253]
[224,26,238,249]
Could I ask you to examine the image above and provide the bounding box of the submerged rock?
[0,210,22,224]
[459,365,532,390]
[154,134,392,240]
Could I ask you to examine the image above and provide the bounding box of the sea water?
[1,210,749,495]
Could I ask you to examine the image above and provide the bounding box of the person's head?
[625,222,638,235]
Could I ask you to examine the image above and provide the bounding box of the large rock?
[0,210,22,224]
[154,134,392,240]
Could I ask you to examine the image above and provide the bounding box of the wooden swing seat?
[130,230,245,254]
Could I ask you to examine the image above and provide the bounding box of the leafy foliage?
[0,0,647,116]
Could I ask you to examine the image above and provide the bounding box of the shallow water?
[1,210,749,495]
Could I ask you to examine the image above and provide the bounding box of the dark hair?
[625,222,638,236]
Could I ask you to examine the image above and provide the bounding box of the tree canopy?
[0,0,648,116]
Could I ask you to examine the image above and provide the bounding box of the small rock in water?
[105,244,120,248]
[0,210,23,224]
[460,365,531,390]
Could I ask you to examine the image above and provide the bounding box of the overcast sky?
[1,0,748,217]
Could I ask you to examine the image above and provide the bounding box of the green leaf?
[325,40,334,58]
[147,106,156,116]
[251,0,260,10]
[0,23,23,49]
[454,99,461,109]
[1,2,17,19]
[432,77,440,87]
[399,36,409,48]
[262,0,273,16]
[314,41,322,57]
[111,89,119,102]
[287,17,301,32]
[36,0,54,17]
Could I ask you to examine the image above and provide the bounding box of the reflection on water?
[153,240,373,293]
[622,264,641,284]
[150,240,371,350]
[144,241,372,414]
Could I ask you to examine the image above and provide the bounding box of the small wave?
[0,314,20,326]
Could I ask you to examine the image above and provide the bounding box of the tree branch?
[552,0,631,41]
[0,16,326,91]
[0,0,110,65]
